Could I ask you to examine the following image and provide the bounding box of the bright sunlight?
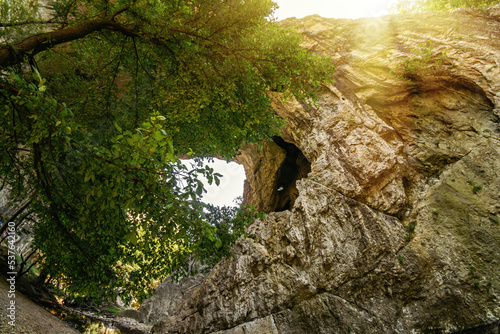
[274,0,398,20]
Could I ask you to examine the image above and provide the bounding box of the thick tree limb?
[0,18,138,68]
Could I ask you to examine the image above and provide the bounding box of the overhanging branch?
[0,16,138,68]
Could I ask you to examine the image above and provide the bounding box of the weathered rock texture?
[151,6,500,334]
[138,271,206,324]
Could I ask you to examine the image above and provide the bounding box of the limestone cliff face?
[151,6,500,334]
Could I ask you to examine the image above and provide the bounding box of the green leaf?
[114,122,123,133]
[127,232,138,245]
[152,130,164,141]
[196,185,204,196]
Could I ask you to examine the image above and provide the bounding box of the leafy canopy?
[0,0,334,302]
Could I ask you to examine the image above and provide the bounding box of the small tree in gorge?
[0,0,334,302]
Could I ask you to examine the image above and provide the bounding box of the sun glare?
[274,0,398,20]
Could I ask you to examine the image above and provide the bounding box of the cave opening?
[272,136,312,212]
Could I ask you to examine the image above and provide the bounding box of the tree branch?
[0,17,138,68]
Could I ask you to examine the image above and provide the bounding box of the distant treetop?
[393,0,499,13]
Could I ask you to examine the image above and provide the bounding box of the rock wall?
[150,6,500,333]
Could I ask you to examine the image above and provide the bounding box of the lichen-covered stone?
[137,271,206,324]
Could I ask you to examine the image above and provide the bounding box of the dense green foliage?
[393,0,499,13]
[0,0,334,302]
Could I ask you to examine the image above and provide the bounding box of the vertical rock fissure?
[271,136,311,212]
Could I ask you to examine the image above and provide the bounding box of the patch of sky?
[181,158,246,207]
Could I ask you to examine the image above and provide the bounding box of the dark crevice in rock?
[271,136,311,212]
